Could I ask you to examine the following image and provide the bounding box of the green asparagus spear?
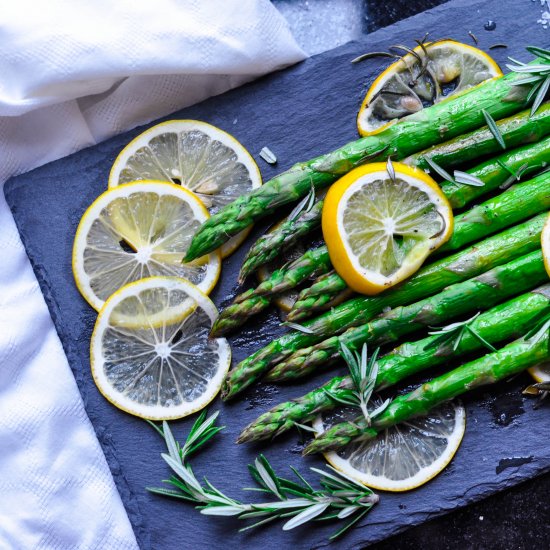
[287,138,550,322]
[222,215,547,399]
[238,199,324,283]
[211,247,331,336]
[185,62,540,261]
[303,331,550,455]
[403,102,550,171]
[438,170,550,253]
[238,284,550,443]
[267,249,548,382]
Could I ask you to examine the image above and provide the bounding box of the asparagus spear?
[185,62,539,261]
[222,215,547,399]
[241,105,550,283]
[303,330,550,455]
[238,199,324,283]
[403,102,550,171]
[438,170,550,253]
[267,249,548,382]
[238,285,550,443]
[287,138,550,321]
[211,247,331,336]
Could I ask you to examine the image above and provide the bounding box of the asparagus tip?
[235,430,252,444]
[301,441,320,456]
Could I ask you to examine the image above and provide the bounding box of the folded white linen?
[0,1,305,547]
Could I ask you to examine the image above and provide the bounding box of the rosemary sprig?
[147,411,379,539]
[324,344,390,425]
[507,46,550,116]
[425,312,497,353]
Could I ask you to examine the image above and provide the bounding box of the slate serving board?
[5,0,550,548]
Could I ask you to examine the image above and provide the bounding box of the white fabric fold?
[0,1,305,547]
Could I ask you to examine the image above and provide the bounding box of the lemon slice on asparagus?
[91,277,231,420]
[357,40,502,136]
[108,119,262,258]
[313,401,466,492]
[73,181,220,312]
[322,162,453,295]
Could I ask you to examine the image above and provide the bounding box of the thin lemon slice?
[541,211,550,277]
[257,219,308,312]
[313,401,466,492]
[529,362,550,384]
[91,277,231,420]
[73,181,221,313]
[532,214,550,383]
[108,119,262,258]
[322,162,453,295]
[357,40,502,136]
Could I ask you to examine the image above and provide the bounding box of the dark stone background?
[4,1,549,548]
[273,0,550,548]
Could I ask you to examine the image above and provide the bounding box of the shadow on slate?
[5,0,550,548]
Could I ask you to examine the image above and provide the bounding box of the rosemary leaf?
[482,109,506,149]
[424,157,454,182]
[259,146,277,165]
[453,170,485,187]
[282,321,316,334]
[531,74,550,116]
[386,156,396,182]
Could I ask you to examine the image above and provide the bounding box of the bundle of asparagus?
[267,247,547,382]
[304,329,550,455]
[238,285,550,443]
[212,126,550,336]
[222,214,546,399]
[238,104,550,285]
[185,58,543,261]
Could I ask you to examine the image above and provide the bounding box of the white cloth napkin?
[0,2,306,548]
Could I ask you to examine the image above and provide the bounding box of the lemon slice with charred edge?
[108,120,262,258]
[91,277,231,420]
[357,40,502,136]
[313,401,466,492]
[322,162,453,295]
[73,181,220,314]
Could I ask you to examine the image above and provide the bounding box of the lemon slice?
[322,162,453,295]
[357,40,502,136]
[108,119,262,258]
[541,211,550,277]
[532,214,550,383]
[91,277,231,420]
[313,401,466,492]
[257,219,308,312]
[529,362,550,384]
[73,181,221,312]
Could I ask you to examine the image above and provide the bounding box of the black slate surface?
[5,0,550,548]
